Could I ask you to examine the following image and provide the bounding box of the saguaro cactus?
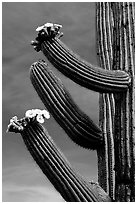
[7,2,135,202]
[30,2,134,202]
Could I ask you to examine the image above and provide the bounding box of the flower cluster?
[25,109,50,123]
[7,109,50,133]
[31,22,63,52]
[36,22,62,33]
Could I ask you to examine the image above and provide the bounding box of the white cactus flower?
[54,23,62,28]
[34,109,42,115]
[36,23,53,32]
[36,25,45,32]
[10,116,18,123]
[25,109,36,118]
[36,114,45,124]
[25,109,50,123]
[36,23,62,32]
[44,22,54,27]
[42,110,50,119]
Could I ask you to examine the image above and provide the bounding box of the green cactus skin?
[96,2,135,201]
[30,60,103,150]
[31,27,130,93]
[7,114,111,202]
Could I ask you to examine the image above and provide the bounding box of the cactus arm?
[30,60,103,150]
[31,23,130,93]
[7,110,111,202]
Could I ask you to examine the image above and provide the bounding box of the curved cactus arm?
[7,109,112,202]
[30,60,103,150]
[31,23,130,93]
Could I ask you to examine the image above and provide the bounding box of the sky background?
[2,2,100,202]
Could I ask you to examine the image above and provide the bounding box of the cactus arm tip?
[7,109,50,133]
[31,22,63,52]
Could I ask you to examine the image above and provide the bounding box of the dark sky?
[2,2,100,202]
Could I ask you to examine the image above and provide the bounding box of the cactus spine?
[7,111,111,202]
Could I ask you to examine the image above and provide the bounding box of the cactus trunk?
[96,2,116,199]
[96,2,135,201]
